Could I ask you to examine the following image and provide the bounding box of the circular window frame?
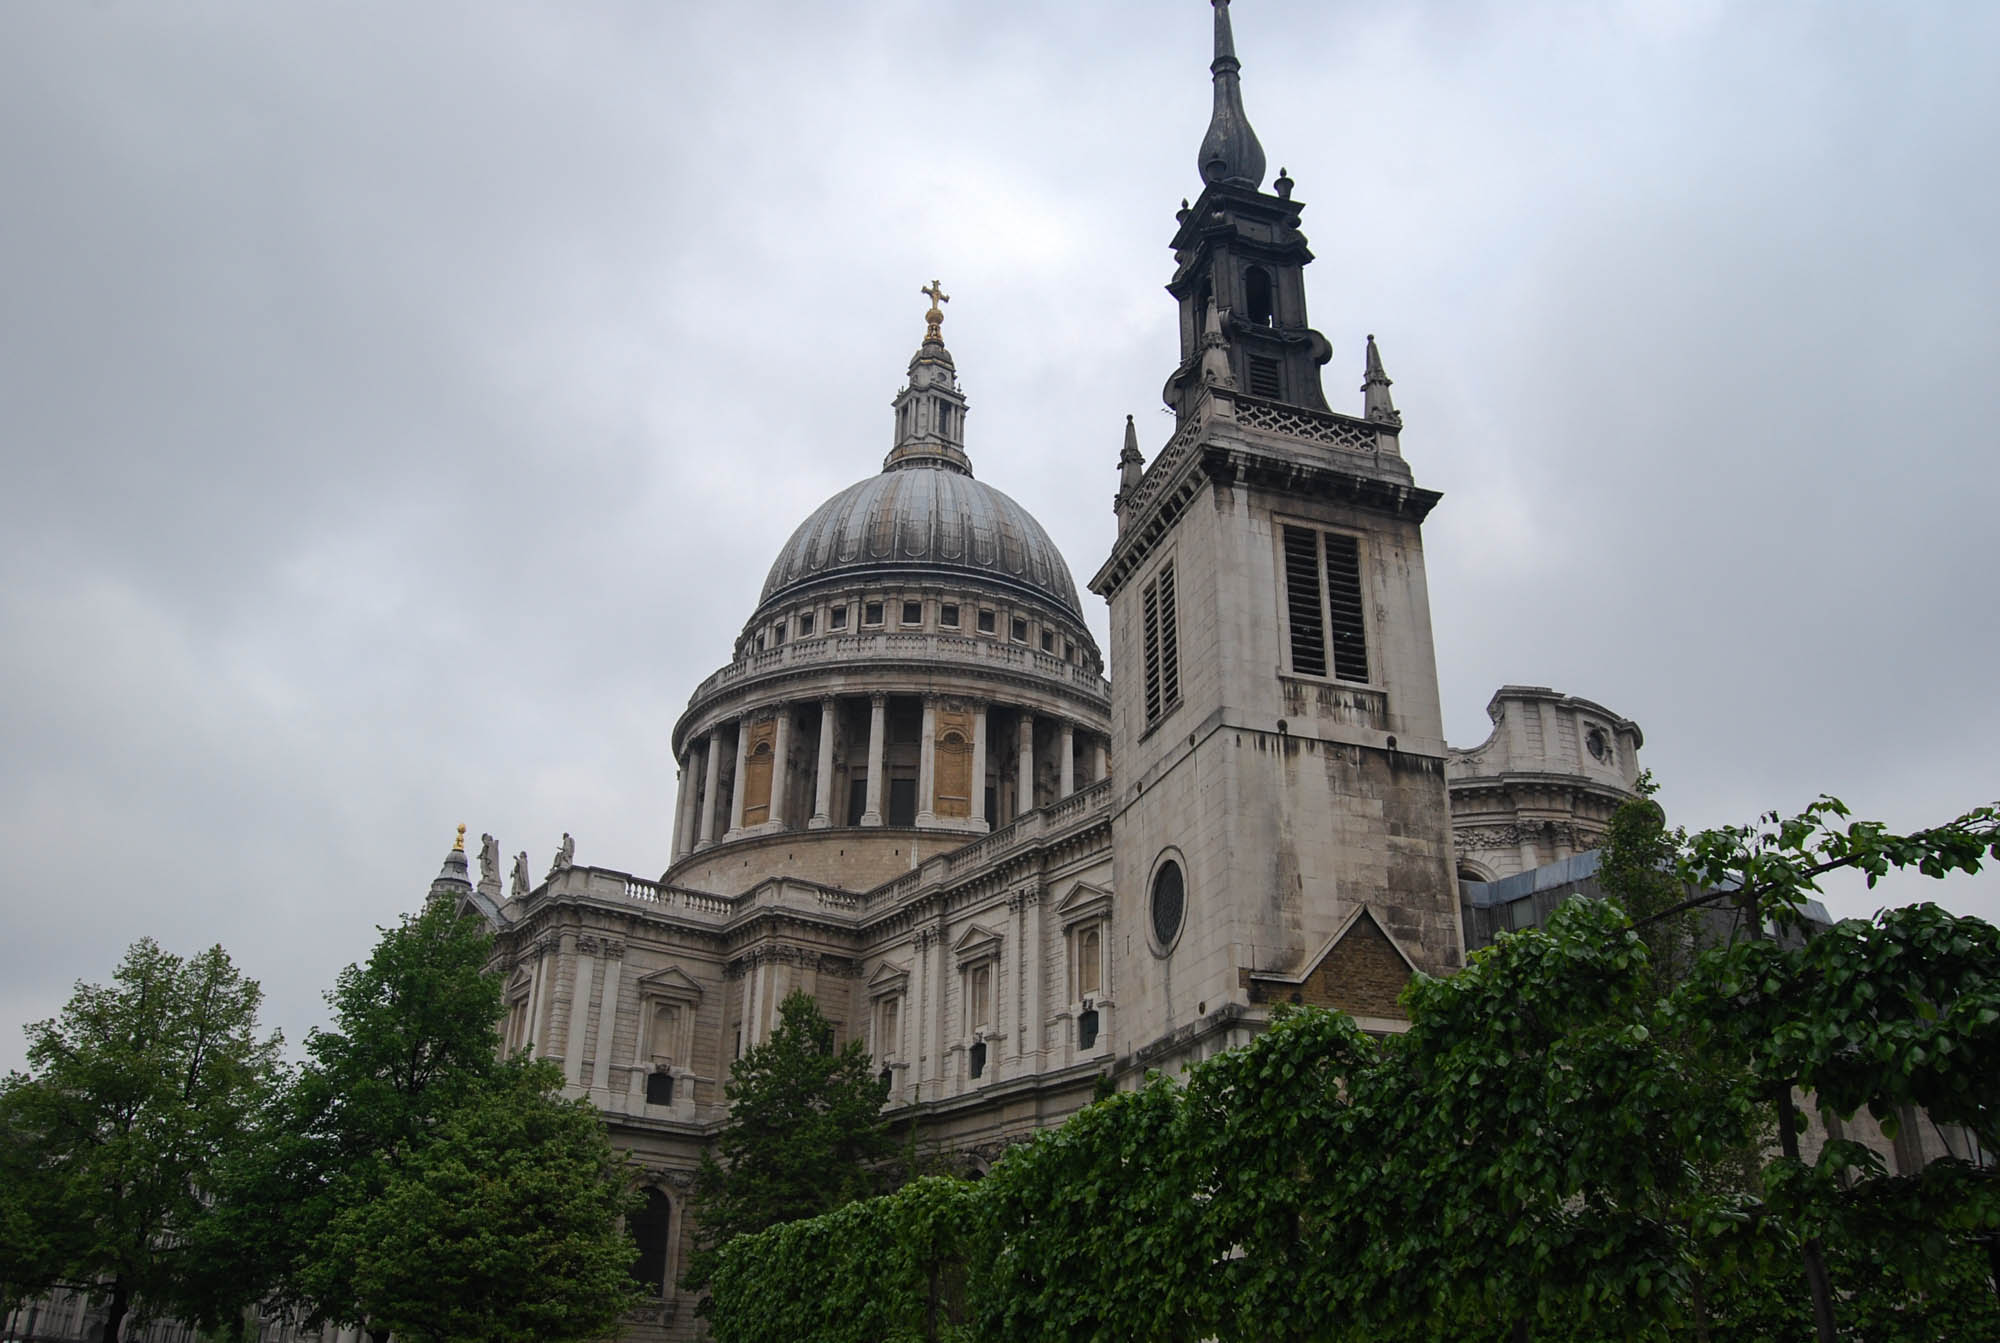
[1147,847,1189,957]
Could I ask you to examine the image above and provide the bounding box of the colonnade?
[670,693,1109,861]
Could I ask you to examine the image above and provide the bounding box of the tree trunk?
[98,1279,128,1343]
[1773,1083,1839,1343]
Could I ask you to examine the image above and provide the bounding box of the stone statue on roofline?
[511,850,532,900]
[547,832,575,879]
[478,832,501,890]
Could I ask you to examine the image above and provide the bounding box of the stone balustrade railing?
[688,630,1112,705]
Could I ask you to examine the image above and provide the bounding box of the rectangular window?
[1281,526,1326,678]
[1141,560,1180,725]
[645,1071,675,1106]
[967,963,992,1032]
[830,605,848,631]
[889,777,918,826]
[977,609,996,635]
[1248,355,1282,399]
[798,611,814,637]
[1010,616,1028,643]
[940,603,959,629]
[1279,526,1369,683]
[864,601,884,627]
[1039,631,1055,653]
[901,601,923,626]
[846,774,867,826]
[1324,534,1368,681]
[772,621,786,646]
[878,997,900,1060]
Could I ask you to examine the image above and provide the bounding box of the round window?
[1150,859,1185,951]
[1586,727,1609,761]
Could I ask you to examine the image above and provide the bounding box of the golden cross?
[920,280,950,342]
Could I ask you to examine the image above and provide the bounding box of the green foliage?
[686,990,893,1294]
[703,795,2000,1343]
[708,1176,982,1343]
[329,1056,640,1343]
[0,940,281,1343]
[278,900,508,1329]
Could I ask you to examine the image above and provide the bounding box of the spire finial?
[453,823,466,852]
[1198,0,1266,189]
[921,280,950,344]
[1362,334,1401,427]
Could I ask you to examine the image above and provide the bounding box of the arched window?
[1245,266,1276,326]
[629,1188,673,1293]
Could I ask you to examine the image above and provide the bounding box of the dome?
[759,464,1084,618]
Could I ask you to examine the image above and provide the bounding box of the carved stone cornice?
[577,935,628,958]
[724,944,861,979]
[1454,821,1602,850]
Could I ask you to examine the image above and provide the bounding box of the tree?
[686,990,893,1295]
[0,940,281,1343]
[328,1056,640,1343]
[274,899,507,1335]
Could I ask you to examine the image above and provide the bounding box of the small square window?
[864,602,884,627]
[901,601,923,626]
[798,611,815,636]
[1039,631,1055,653]
[645,1071,674,1106]
[830,606,848,631]
[977,609,996,635]
[1011,617,1028,643]
[940,603,959,629]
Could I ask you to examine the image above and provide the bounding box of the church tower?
[1091,0,1463,1061]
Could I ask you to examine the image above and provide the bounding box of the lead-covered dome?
[759,464,1083,617]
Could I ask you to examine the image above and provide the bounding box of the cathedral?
[432,4,1646,1337]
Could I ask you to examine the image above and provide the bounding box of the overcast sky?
[3,0,1996,1071]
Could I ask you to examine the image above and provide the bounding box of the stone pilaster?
[810,697,836,829]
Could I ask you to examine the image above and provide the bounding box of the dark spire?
[1198,0,1266,190]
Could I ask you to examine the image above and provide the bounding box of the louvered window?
[1324,534,1368,681]
[1281,526,1326,677]
[1248,355,1282,399]
[1141,559,1181,726]
[1281,526,1369,683]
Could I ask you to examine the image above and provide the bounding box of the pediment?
[1243,905,1419,1022]
[867,960,911,997]
[505,966,534,1001]
[634,965,704,1004]
[953,923,1004,965]
[1055,880,1112,926]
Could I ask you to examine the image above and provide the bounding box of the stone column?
[698,727,724,848]
[727,721,750,837]
[1016,712,1035,818]
[810,697,836,829]
[565,938,596,1088]
[1091,737,1108,784]
[770,706,792,829]
[916,696,938,826]
[861,694,886,826]
[1058,720,1075,797]
[673,754,698,860]
[970,702,989,829]
[589,944,623,1093]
